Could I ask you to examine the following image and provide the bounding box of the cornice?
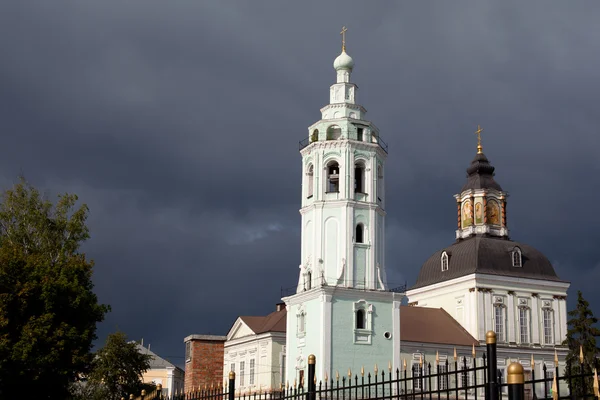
[300,140,387,159]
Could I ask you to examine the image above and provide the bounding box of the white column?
[477,290,485,340]
[320,294,333,381]
[484,292,493,337]
[368,207,376,289]
[558,298,568,344]
[507,294,515,343]
[532,297,540,344]
[344,204,352,287]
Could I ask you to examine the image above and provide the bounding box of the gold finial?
[594,368,599,397]
[485,330,496,344]
[436,351,440,364]
[554,349,559,367]
[552,374,558,400]
[157,383,162,391]
[286,381,289,389]
[348,368,352,378]
[472,343,476,358]
[507,363,524,384]
[336,370,340,380]
[325,371,328,381]
[403,358,407,370]
[388,361,392,372]
[308,354,316,365]
[293,379,297,388]
[531,354,535,367]
[475,125,484,154]
[361,366,364,377]
[419,355,423,367]
[580,345,584,364]
[314,374,317,384]
[130,395,134,400]
[340,26,348,52]
[229,371,235,380]
[374,364,378,374]
[453,347,457,361]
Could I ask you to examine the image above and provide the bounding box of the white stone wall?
[224,332,286,393]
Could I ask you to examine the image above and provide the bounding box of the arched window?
[512,247,522,267]
[326,162,340,193]
[441,251,449,271]
[326,125,342,140]
[306,165,314,198]
[354,162,365,194]
[310,129,318,143]
[355,224,364,243]
[356,309,366,329]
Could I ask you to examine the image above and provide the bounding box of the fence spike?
[374,364,378,374]
[130,394,134,399]
[594,368,599,397]
[552,374,558,400]
[554,349,559,367]
[388,361,392,372]
[286,380,289,389]
[436,350,439,364]
[403,358,407,370]
[294,378,297,388]
[453,347,457,361]
[580,345,584,364]
[325,371,328,382]
[361,366,364,377]
[336,370,340,381]
[419,354,423,367]
[348,368,352,378]
[531,354,534,367]
[472,343,476,358]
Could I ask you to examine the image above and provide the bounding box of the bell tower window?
[326,162,340,193]
[306,165,314,198]
[354,162,365,194]
[357,128,364,142]
[512,247,522,267]
[326,125,341,140]
[355,224,364,244]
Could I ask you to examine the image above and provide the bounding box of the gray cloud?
[1,0,599,365]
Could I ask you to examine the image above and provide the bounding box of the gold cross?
[340,26,347,52]
[475,125,484,154]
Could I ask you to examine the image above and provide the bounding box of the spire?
[333,26,354,76]
[462,126,502,192]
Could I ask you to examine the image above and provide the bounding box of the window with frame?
[494,306,505,342]
[354,163,365,194]
[240,361,245,386]
[185,341,191,362]
[413,362,423,390]
[441,252,449,271]
[355,224,364,243]
[438,362,448,390]
[512,248,522,267]
[356,309,366,329]
[327,162,340,193]
[249,359,255,385]
[519,307,530,344]
[543,308,554,344]
[306,165,314,198]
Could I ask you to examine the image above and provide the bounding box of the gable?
[226,318,256,340]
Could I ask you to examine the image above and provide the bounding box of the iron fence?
[130,332,600,400]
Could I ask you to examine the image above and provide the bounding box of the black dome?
[461,152,503,191]
[411,236,566,290]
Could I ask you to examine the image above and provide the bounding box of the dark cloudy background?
[1,1,599,366]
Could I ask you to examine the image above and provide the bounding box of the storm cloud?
[1,1,599,365]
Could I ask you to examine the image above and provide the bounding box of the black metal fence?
[131,332,600,400]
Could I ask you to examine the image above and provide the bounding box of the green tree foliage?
[87,331,154,400]
[563,290,600,396]
[0,177,109,399]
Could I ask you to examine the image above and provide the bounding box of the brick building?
[183,334,226,392]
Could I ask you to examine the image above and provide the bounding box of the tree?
[88,331,154,400]
[563,290,600,396]
[0,177,110,399]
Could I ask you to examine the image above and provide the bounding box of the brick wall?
[184,336,226,393]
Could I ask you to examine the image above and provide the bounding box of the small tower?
[455,126,509,240]
[283,28,401,388]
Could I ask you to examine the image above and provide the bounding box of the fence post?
[307,354,316,400]
[156,384,162,400]
[507,362,524,400]
[486,330,498,400]
[229,371,236,400]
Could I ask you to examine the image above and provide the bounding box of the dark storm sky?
[1,1,599,366]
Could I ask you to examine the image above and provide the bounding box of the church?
[183,31,570,397]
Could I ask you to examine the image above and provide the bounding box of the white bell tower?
[283,29,401,386]
[296,30,389,293]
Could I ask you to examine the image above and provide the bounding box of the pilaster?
[507,293,516,343]
[531,296,540,345]
[320,294,332,381]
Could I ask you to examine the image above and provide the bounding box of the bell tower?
[283,28,401,388]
